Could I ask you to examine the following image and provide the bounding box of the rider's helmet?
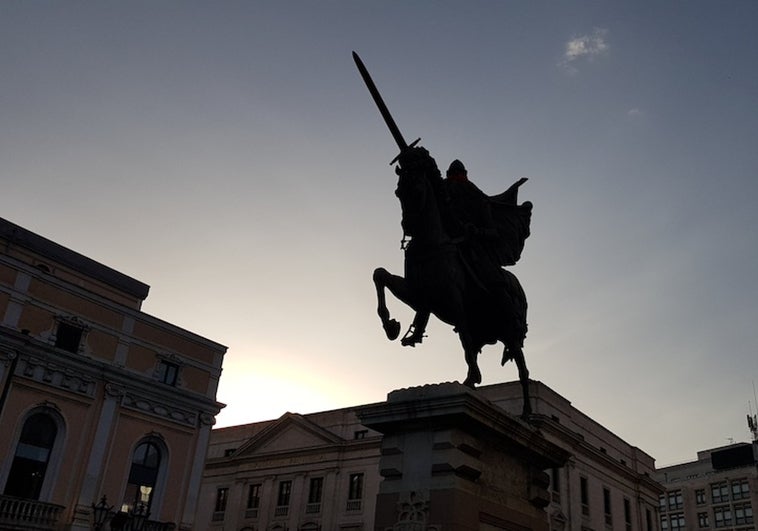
[446,159,467,181]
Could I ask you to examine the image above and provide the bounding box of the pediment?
[234,412,343,457]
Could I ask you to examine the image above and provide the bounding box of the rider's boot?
[401,311,429,347]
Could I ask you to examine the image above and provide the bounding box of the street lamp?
[91,496,113,531]
[127,503,150,531]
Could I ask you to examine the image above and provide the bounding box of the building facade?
[200,409,382,531]
[0,218,227,530]
[655,442,757,531]
[199,380,663,530]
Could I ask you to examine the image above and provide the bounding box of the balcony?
[0,495,64,531]
[346,499,362,511]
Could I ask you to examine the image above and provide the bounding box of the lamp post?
[127,503,150,531]
[91,495,113,531]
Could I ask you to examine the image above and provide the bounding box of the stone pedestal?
[357,382,569,531]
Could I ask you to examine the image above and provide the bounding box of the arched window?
[3,413,58,500]
[122,440,162,513]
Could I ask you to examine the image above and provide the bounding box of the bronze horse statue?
[373,147,534,417]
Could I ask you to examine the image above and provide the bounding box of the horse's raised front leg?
[374,267,425,341]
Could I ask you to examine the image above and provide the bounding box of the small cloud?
[626,108,648,121]
[559,28,609,73]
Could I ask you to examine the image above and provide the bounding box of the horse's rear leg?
[458,327,482,388]
[511,346,532,418]
[373,268,401,340]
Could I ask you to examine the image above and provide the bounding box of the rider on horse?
[398,149,532,354]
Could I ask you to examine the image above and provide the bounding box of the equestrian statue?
[353,52,534,417]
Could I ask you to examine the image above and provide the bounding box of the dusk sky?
[2,2,757,467]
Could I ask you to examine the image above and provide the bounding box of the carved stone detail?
[121,392,197,427]
[386,490,439,531]
[105,382,126,398]
[17,356,96,397]
[199,413,216,426]
[0,349,17,367]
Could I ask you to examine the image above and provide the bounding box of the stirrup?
[400,325,425,347]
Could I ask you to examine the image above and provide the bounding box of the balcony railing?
[346,499,362,511]
[0,495,64,530]
[142,520,177,531]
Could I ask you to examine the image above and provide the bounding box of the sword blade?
[353,51,408,152]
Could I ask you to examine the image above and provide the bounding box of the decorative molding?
[35,400,61,412]
[104,382,126,398]
[121,391,197,427]
[1,349,18,366]
[200,413,216,426]
[17,356,96,397]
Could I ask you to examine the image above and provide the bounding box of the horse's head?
[394,147,443,240]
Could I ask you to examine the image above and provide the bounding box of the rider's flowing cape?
[489,179,532,267]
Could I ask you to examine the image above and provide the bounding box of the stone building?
[655,442,756,530]
[200,409,381,531]
[0,217,227,530]
[199,380,663,530]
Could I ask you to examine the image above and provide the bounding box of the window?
[245,483,260,518]
[734,503,753,525]
[696,489,706,505]
[223,448,236,457]
[306,477,323,513]
[661,516,668,530]
[646,509,652,531]
[348,473,363,500]
[581,476,590,516]
[604,487,613,525]
[712,482,729,504]
[157,361,179,386]
[668,490,683,510]
[214,487,229,514]
[624,497,632,530]
[714,506,732,528]
[354,430,368,439]
[308,477,323,504]
[698,512,709,528]
[247,484,261,509]
[275,480,291,517]
[347,473,364,511]
[732,479,750,500]
[669,513,684,531]
[3,413,58,500]
[277,480,292,507]
[122,440,162,513]
[659,494,667,512]
[55,322,83,353]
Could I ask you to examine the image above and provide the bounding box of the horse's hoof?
[383,319,401,340]
[463,378,476,389]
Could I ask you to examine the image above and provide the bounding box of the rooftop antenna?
[748,381,758,442]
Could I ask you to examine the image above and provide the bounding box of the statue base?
[357,382,569,531]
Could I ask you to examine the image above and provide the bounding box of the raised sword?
[352,51,420,164]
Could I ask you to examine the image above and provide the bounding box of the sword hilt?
[390,138,422,165]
